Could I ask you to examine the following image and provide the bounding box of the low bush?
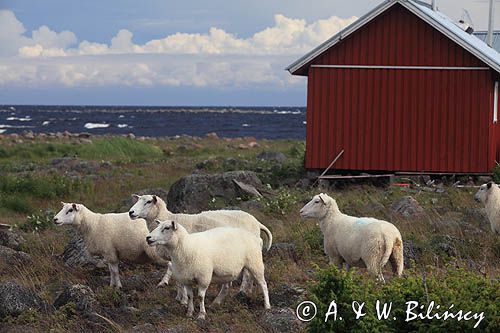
[17,209,55,232]
[308,265,499,332]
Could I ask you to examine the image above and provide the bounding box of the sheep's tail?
[389,236,404,276]
[259,223,273,252]
[379,235,393,273]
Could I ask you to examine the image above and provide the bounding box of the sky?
[0,0,498,106]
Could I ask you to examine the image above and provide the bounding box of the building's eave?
[287,0,500,76]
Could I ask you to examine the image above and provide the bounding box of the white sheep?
[129,194,272,249]
[146,219,271,319]
[128,194,272,293]
[53,202,170,288]
[474,182,500,234]
[300,193,404,282]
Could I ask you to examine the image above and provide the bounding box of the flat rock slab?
[167,171,263,213]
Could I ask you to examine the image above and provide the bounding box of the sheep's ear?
[487,182,493,189]
[132,194,140,203]
[171,221,177,230]
[154,219,162,225]
[318,194,326,205]
[61,201,67,206]
[152,195,158,204]
[72,203,79,211]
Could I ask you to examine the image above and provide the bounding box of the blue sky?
[0,0,498,106]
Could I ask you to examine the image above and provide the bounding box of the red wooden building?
[288,0,500,174]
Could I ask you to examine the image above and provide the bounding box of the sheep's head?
[300,193,335,219]
[53,202,81,226]
[474,182,495,203]
[129,194,159,220]
[146,219,178,247]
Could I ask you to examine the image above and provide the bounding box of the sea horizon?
[0,105,307,139]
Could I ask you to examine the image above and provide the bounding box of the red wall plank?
[304,3,495,173]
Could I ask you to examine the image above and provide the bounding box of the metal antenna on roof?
[487,0,496,47]
[431,0,437,11]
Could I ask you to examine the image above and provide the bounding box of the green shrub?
[263,189,301,215]
[308,265,499,332]
[17,209,55,232]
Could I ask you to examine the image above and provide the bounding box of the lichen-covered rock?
[167,171,263,213]
[0,228,25,251]
[403,240,422,268]
[391,196,424,217]
[259,308,303,332]
[61,229,106,268]
[265,243,299,263]
[0,282,47,319]
[0,245,32,266]
[257,151,287,164]
[53,284,98,315]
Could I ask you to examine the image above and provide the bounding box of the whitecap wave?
[0,124,34,129]
[119,115,125,118]
[7,116,31,122]
[0,129,6,134]
[273,110,302,115]
[117,124,128,128]
[242,124,250,127]
[42,121,50,126]
[84,123,110,129]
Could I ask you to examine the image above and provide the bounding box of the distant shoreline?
[0,105,306,139]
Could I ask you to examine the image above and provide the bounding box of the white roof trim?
[287,0,500,75]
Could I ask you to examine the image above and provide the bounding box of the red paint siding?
[305,3,497,173]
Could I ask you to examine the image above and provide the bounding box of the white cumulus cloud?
[0,10,357,88]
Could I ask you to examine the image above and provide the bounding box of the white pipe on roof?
[487,0,495,47]
[432,0,437,11]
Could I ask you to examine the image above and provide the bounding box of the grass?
[0,135,498,332]
[0,137,163,163]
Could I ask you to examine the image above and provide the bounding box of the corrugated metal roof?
[473,31,500,53]
[287,0,500,75]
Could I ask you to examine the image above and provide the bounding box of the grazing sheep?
[53,202,169,288]
[300,193,404,282]
[146,219,271,319]
[128,194,272,293]
[129,194,272,250]
[474,182,500,234]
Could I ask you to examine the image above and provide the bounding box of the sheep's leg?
[186,286,194,317]
[113,263,122,289]
[257,278,271,309]
[175,284,189,306]
[344,263,351,271]
[197,286,208,320]
[248,265,271,309]
[157,262,172,287]
[239,269,254,294]
[108,262,122,288]
[107,263,115,287]
[211,283,230,306]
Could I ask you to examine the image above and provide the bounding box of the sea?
[0,105,306,139]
